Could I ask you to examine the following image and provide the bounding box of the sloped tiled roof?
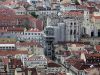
[48,61,61,67]
[7,27,24,32]
[16,41,43,47]
[62,11,83,16]
[0,50,28,56]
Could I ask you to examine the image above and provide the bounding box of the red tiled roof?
[96,45,100,51]
[36,19,44,31]
[31,68,38,75]
[0,8,15,15]
[76,5,87,9]
[63,4,87,9]
[7,27,24,32]
[48,61,61,67]
[2,1,17,5]
[66,59,84,64]
[66,58,90,70]
[92,16,100,19]
[62,11,83,16]
[16,41,42,47]
[17,1,30,6]
[0,15,15,20]
[87,7,97,13]
[87,1,96,7]
[0,29,7,32]
[0,50,28,56]
[0,14,43,30]
[11,59,23,67]
[96,4,100,9]
[15,15,28,18]
[2,58,9,65]
[70,50,88,54]
[27,15,44,30]
[86,53,100,57]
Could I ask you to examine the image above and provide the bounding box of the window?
[32,33,33,35]
[35,33,37,35]
[87,19,88,21]
[25,33,27,35]
[6,47,8,48]
[12,47,15,48]
[74,22,76,25]
[70,30,72,35]
[48,52,51,55]
[9,47,11,48]
[70,22,73,25]
[74,30,76,34]
[3,47,5,49]
[38,33,40,35]
[28,33,30,35]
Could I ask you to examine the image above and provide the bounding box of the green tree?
[30,12,38,18]
[72,0,80,5]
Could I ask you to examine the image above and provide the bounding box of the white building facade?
[0,44,16,50]
[17,28,43,43]
[23,55,47,68]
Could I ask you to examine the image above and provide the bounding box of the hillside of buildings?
[0,0,99,75]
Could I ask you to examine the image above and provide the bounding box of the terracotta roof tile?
[93,16,100,19]
[2,1,16,5]
[11,59,23,67]
[0,29,7,32]
[87,1,96,7]
[62,11,83,16]
[36,19,44,31]
[31,68,38,75]
[0,50,28,56]
[87,7,97,13]
[86,53,100,57]
[48,61,61,67]
[2,58,9,65]
[96,4,100,9]
[17,1,30,6]
[7,27,24,32]
[66,58,91,70]
[16,41,43,47]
